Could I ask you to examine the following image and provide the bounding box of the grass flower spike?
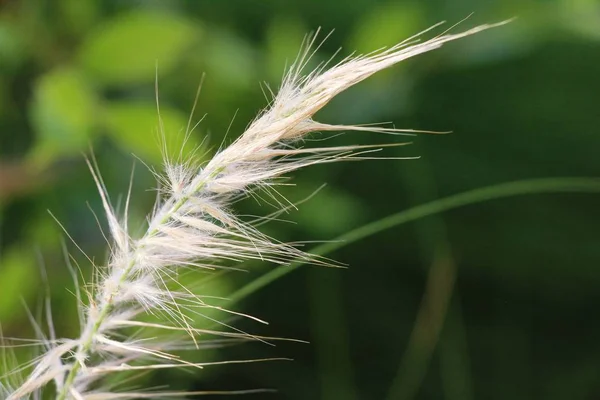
[4,20,507,399]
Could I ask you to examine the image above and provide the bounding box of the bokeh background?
[1,0,600,399]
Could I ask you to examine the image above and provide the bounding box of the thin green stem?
[56,176,600,398]
[228,177,600,305]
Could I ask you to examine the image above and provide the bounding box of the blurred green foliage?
[1,0,600,399]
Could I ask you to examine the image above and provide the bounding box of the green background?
[1,0,600,399]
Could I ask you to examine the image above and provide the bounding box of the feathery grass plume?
[3,20,508,399]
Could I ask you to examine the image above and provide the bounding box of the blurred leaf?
[78,11,199,85]
[29,68,98,166]
[348,2,425,54]
[345,2,424,89]
[0,247,37,322]
[295,187,364,236]
[103,100,202,164]
[265,16,307,81]
[0,19,26,69]
[28,212,64,250]
[559,0,600,40]
[203,30,257,90]
[58,0,100,36]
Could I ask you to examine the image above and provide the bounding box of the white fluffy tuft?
[3,21,508,399]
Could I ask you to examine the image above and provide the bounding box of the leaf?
[29,68,97,166]
[294,187,364,236]
[559,0,600,40]
[103,100,203,164]
[202,30,257,90]
[265,16,307,81]
[0,247,37,322]
[348,2,425,54]
[345,3,424,86]
[58,0,100,36]
[0,20,26,69]
[78,10,199,85]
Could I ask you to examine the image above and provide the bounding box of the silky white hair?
[2,20,508,399]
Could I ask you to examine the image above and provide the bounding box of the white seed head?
[3,20,508,399]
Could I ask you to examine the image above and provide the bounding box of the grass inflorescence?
[1,21,508,399]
